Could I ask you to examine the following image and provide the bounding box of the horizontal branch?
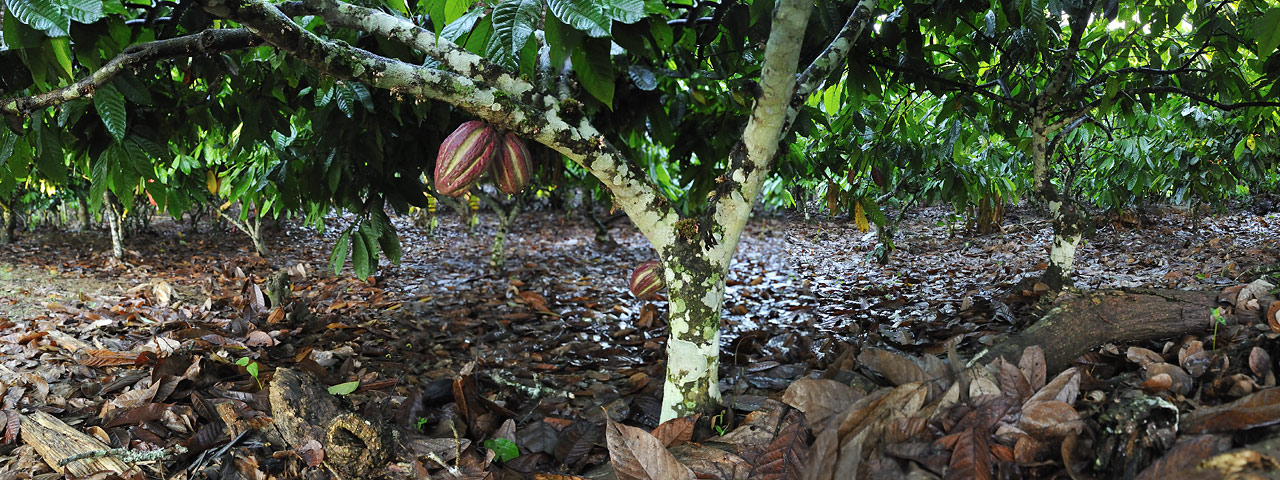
[203,0,680,251]
[1126,86,1280,111]
[864,57,1029,110]
[0,29,261,116]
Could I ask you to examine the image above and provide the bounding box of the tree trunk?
[1,202,14,244]
[658,241,733,421]
[478,193,521,271]
[103,192,124,259]
[977,288,1240,372]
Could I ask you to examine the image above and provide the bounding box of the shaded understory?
[0,200,1277,478]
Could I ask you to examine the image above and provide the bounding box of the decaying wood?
[978,288,1249,372]
[326,413,391,478]
[20,411,136,477]
[267,367,343,449]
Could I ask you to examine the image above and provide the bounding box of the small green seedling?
[415,417,429,430]
[1210,307,1227,349]
[711,412,730,436]
[483,438,519,462]
[235,357,262,389]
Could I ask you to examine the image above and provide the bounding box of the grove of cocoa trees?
[1,0,1280,478]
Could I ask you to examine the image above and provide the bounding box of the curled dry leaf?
[1017,401,1083,439]
[1027,368,1080,405]
[1238,279,1276,306]
[670,443,751,480]
[1268,302,1280,333]
[1249,347,1273,381]
[1178,340,1203,367]
[781,378,862,426]
[995,358,1032,402]
[1184,387,1280,434]
[747,422,809,480]
[1219,285,1245,306]
[857,349,931,387]
[1140,373,1173,393]
[604,417,695,480]
[1145,363,1193,396]
[649,414,698,448]
[1017,346,1047,391]
[1127,346,1164,367]
[1134,434,1233,480]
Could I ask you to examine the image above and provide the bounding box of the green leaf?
[441,7,484,43]
[352,227,371,278]
[328,381,360,395]
[4,0,70,36]
[94,83,127,142]
[547,0,611,37]
[330,229,350,275]
[430,0,476,38]
[384,0,410,16]
[59,0,104,24]
[372,208,402,265]
[1257,8,1280,63]
[599,0,643,24]
[488,0,540,68]
[484,438,520,462]
[1233,138,1247,160]
[571,39,615,106]
[49,37,74,79]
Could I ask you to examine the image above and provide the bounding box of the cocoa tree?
[0,0,876,419]
[852,0,1280,289]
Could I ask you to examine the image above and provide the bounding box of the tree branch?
[1125,86,1280,111]
[864,57,1029,109]
[204,0,680,252]
[0,29,261,116]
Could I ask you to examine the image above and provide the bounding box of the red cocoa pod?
[491,131,533,195]
[871,167,886,188]
[434,121,497,197]
[629,260,664,299]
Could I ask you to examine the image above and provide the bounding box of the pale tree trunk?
[475,191,522,271]
[103,191,124,259]
[660,243,730,419]
[1030,113,1088,290]
[1,198,14,244]
[76,192,90,229]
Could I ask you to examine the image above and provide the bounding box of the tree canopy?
[2,0,1279,418]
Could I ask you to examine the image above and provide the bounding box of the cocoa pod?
[871,167,886,188]
[491,131,533,195]
[629,260,664,300]
[434,121,497,197]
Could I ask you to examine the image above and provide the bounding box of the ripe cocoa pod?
[871,167,886,188]
[629,260,664,299]
[435,121,497,197]
[491,131,533,195]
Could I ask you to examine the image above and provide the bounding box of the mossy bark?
[660,242,729,421]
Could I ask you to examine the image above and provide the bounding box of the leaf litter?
[0,203,1275,478]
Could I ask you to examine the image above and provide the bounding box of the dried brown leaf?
[1134,434,1232,480]
[670,443,751,480]
[1185,387,1280,433]
[1027,367,1079,405]
[1126,346,1164,367]
[749,422,809,480]
[858,349,931,386]
[2,410,16,444]
[1145,363,1193,396]
[604,417,695,480]
[945,428,994,480]
[782,378,862,426]
[1017,401,1083,438]
[554,421,601,465]
[1018,346,1046,392]
[1268,302,1280,333]
[995,358,1032,402]
[1140,373,1173,393]
[650,414,698,448]
[1250,347,1273,380]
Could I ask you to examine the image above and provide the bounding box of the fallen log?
[976,288,1257,372]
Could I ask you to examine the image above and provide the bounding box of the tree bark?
[0,200,13,244]
[976,288,1243,372]
[103,192,124,259]
[76,192,91,230]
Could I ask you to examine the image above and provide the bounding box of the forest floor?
[0,199,1278,479]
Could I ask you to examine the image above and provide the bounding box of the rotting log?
[20,411,136,477]
[977,288,1255,372]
